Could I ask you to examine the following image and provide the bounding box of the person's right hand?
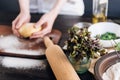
[12,12,31,37]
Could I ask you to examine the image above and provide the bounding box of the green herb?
[98,32,119,40]
[115,42,120,51]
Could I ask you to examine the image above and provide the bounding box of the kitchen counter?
[0,12,102,80]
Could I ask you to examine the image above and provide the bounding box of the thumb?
[16,20,24,29]
[34,20,44,29]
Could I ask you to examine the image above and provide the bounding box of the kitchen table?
[2,12,120,80]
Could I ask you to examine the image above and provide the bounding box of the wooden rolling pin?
[44,37,80,80]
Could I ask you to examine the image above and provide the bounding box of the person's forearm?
[51,0,67,14]
[19,0,30,13]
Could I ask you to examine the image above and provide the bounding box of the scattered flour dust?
[4,48,44,55]
[0,35,46,69]
[1,57,46,69]
[102,62,120,80]
[0,35,24,49]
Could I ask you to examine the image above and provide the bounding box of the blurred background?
[0,0,120,18]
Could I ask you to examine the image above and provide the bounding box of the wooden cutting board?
[0,25,62,59]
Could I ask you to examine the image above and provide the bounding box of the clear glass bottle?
[92,0,108,23]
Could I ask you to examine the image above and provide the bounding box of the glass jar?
[69,55,91,74]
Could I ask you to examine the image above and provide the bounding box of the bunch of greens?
[64,27,106,61]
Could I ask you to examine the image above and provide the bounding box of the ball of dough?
[18,23,41,38]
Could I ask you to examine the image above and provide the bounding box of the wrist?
[51,8,59,15]
[50,0,67,16]
[19,11,31,20]
[20,9,30,14]
[49,9,59,19]
[19,0,30,15]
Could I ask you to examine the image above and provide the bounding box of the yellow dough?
[18,23,41,38]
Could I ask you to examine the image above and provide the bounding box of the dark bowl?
[94,51,120,80]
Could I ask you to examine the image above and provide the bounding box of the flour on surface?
[0,35,24,49]
[0,35,46,69]
[1,57,46,69]
[4,48,44,55]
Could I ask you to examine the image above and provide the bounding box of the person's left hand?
[30,10,58,39]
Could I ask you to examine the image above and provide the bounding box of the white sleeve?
[60,0,85,16]
[30,0,85,16]
[29,0,39,13]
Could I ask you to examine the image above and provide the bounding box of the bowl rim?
[88,22,120,47]
[74,22,92,28]
[89,22,120,27]
[94,51,120,80]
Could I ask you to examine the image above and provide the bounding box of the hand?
[12,12,31,37]
[30,10,58,39]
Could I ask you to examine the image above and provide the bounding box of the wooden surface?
[0,25,61,59]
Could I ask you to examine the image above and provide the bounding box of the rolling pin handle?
[44,36,54,48]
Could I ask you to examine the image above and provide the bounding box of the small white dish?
[88,22,120,47]
[74,22,92,28]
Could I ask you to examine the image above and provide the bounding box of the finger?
[12,15,21,29]
[13,29,20,37]
[30,34,43,39]
[34,18,45,29]
[31,31,42,38]
[32,29,51,39]
[12,18,20,36]
[40,27,51,35]
[34,32,46,37]
[30,29,51,39]
[12,19,18,31]
[12,21,15,30]
[30,30,46,39]
[16,19,24,29]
